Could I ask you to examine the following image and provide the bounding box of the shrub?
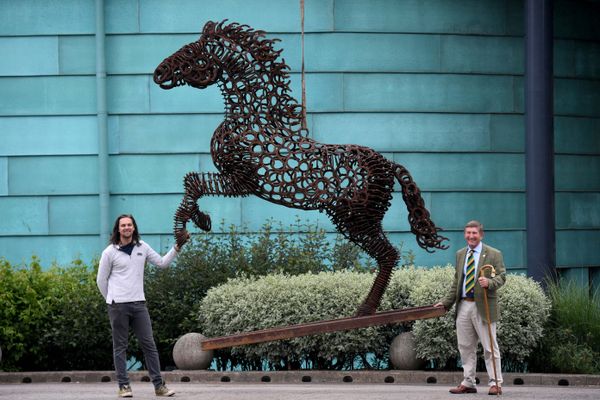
[546,330,599,374]
[0,257,59,371]
[411,266,460,368]
[0,221,384,371]
[0,232,554,373]
[194,267,549,371]
[547,279,600,354]
[143,220,374,368]
[196,271,401,370]
[527,279,600,374]
[411,268,550,371]
[496,274,551,370]
[39,260,114,371]
[0,257,113,371]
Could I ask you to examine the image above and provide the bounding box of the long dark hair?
[109,214,141,245]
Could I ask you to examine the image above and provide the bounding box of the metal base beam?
[201,305,445,350]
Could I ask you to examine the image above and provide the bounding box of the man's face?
[464,226,483,249]
[119,217,135,240]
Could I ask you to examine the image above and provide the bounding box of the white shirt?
[461,241,483,297]
[96,240,177,303]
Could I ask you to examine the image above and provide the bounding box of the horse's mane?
[204,20,284,66]
[204,20,304,130]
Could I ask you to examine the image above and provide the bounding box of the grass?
[528,277,600,374]
[547,278,600,353]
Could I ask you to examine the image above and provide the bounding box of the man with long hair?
[97,214,187,397]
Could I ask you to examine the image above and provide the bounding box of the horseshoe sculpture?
[154,20,448,315]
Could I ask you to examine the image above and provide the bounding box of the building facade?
[0,0,598,286]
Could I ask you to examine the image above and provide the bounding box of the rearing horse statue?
[154,20,448,315]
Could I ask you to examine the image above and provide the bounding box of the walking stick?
[479,264,500,396]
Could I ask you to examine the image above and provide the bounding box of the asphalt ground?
[2,382,600,400]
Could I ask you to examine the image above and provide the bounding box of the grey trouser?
[108,301,163,388]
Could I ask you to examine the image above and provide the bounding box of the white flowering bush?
[411,267,550,369]
[196,266,549,370]
[497,274,551,365]
[411,265,460,367]
[199,271,401,370]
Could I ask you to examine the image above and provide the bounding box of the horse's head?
[153,21,222,90]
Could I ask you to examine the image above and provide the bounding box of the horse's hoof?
[175,229,190,248]
[355,304,377,317]
[192,211,212,232]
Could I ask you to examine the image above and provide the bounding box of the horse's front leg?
[174,171,244,248]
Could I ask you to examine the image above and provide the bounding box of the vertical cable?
[300,0,307,130]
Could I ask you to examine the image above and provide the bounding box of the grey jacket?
[96,241,178,304]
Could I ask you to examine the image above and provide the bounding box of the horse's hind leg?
[355,231,400,316]
[333,209,399,316]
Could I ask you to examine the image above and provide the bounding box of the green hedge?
[0,258,113,371]
[3,226,597,374]
[0,221,379,371]
[0,257,55,371]
[195,267,550,371]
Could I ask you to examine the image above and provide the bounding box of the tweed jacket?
[440,243,506,322]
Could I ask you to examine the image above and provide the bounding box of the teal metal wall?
[0,0,598,282]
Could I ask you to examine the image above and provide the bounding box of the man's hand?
[434,302,445,309]
[175,232,191,252]
[478,277,489,288]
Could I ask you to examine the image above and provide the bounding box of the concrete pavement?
[1,382,600,400]
[1,370,600,400]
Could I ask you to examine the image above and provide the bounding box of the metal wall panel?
[0,0,596,275]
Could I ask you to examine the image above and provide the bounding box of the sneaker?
[118,384,133,398]
[155,383,175,397]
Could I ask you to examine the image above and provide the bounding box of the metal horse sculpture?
[154,21,448,315]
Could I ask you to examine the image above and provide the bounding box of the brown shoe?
[449,384,477,394]
[488,385,502,395]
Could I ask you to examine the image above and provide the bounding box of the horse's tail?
[392,162,449,252]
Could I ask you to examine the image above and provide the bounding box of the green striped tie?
[465,249,475,296]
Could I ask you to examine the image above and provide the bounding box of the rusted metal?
[153,20,448,315]
[201,305,446,350]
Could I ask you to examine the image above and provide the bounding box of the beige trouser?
[456,300,503,388]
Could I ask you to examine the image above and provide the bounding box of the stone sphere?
[389,331,427,370]
[173,333,213,370]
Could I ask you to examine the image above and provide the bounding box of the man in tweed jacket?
[435,220,506,395]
